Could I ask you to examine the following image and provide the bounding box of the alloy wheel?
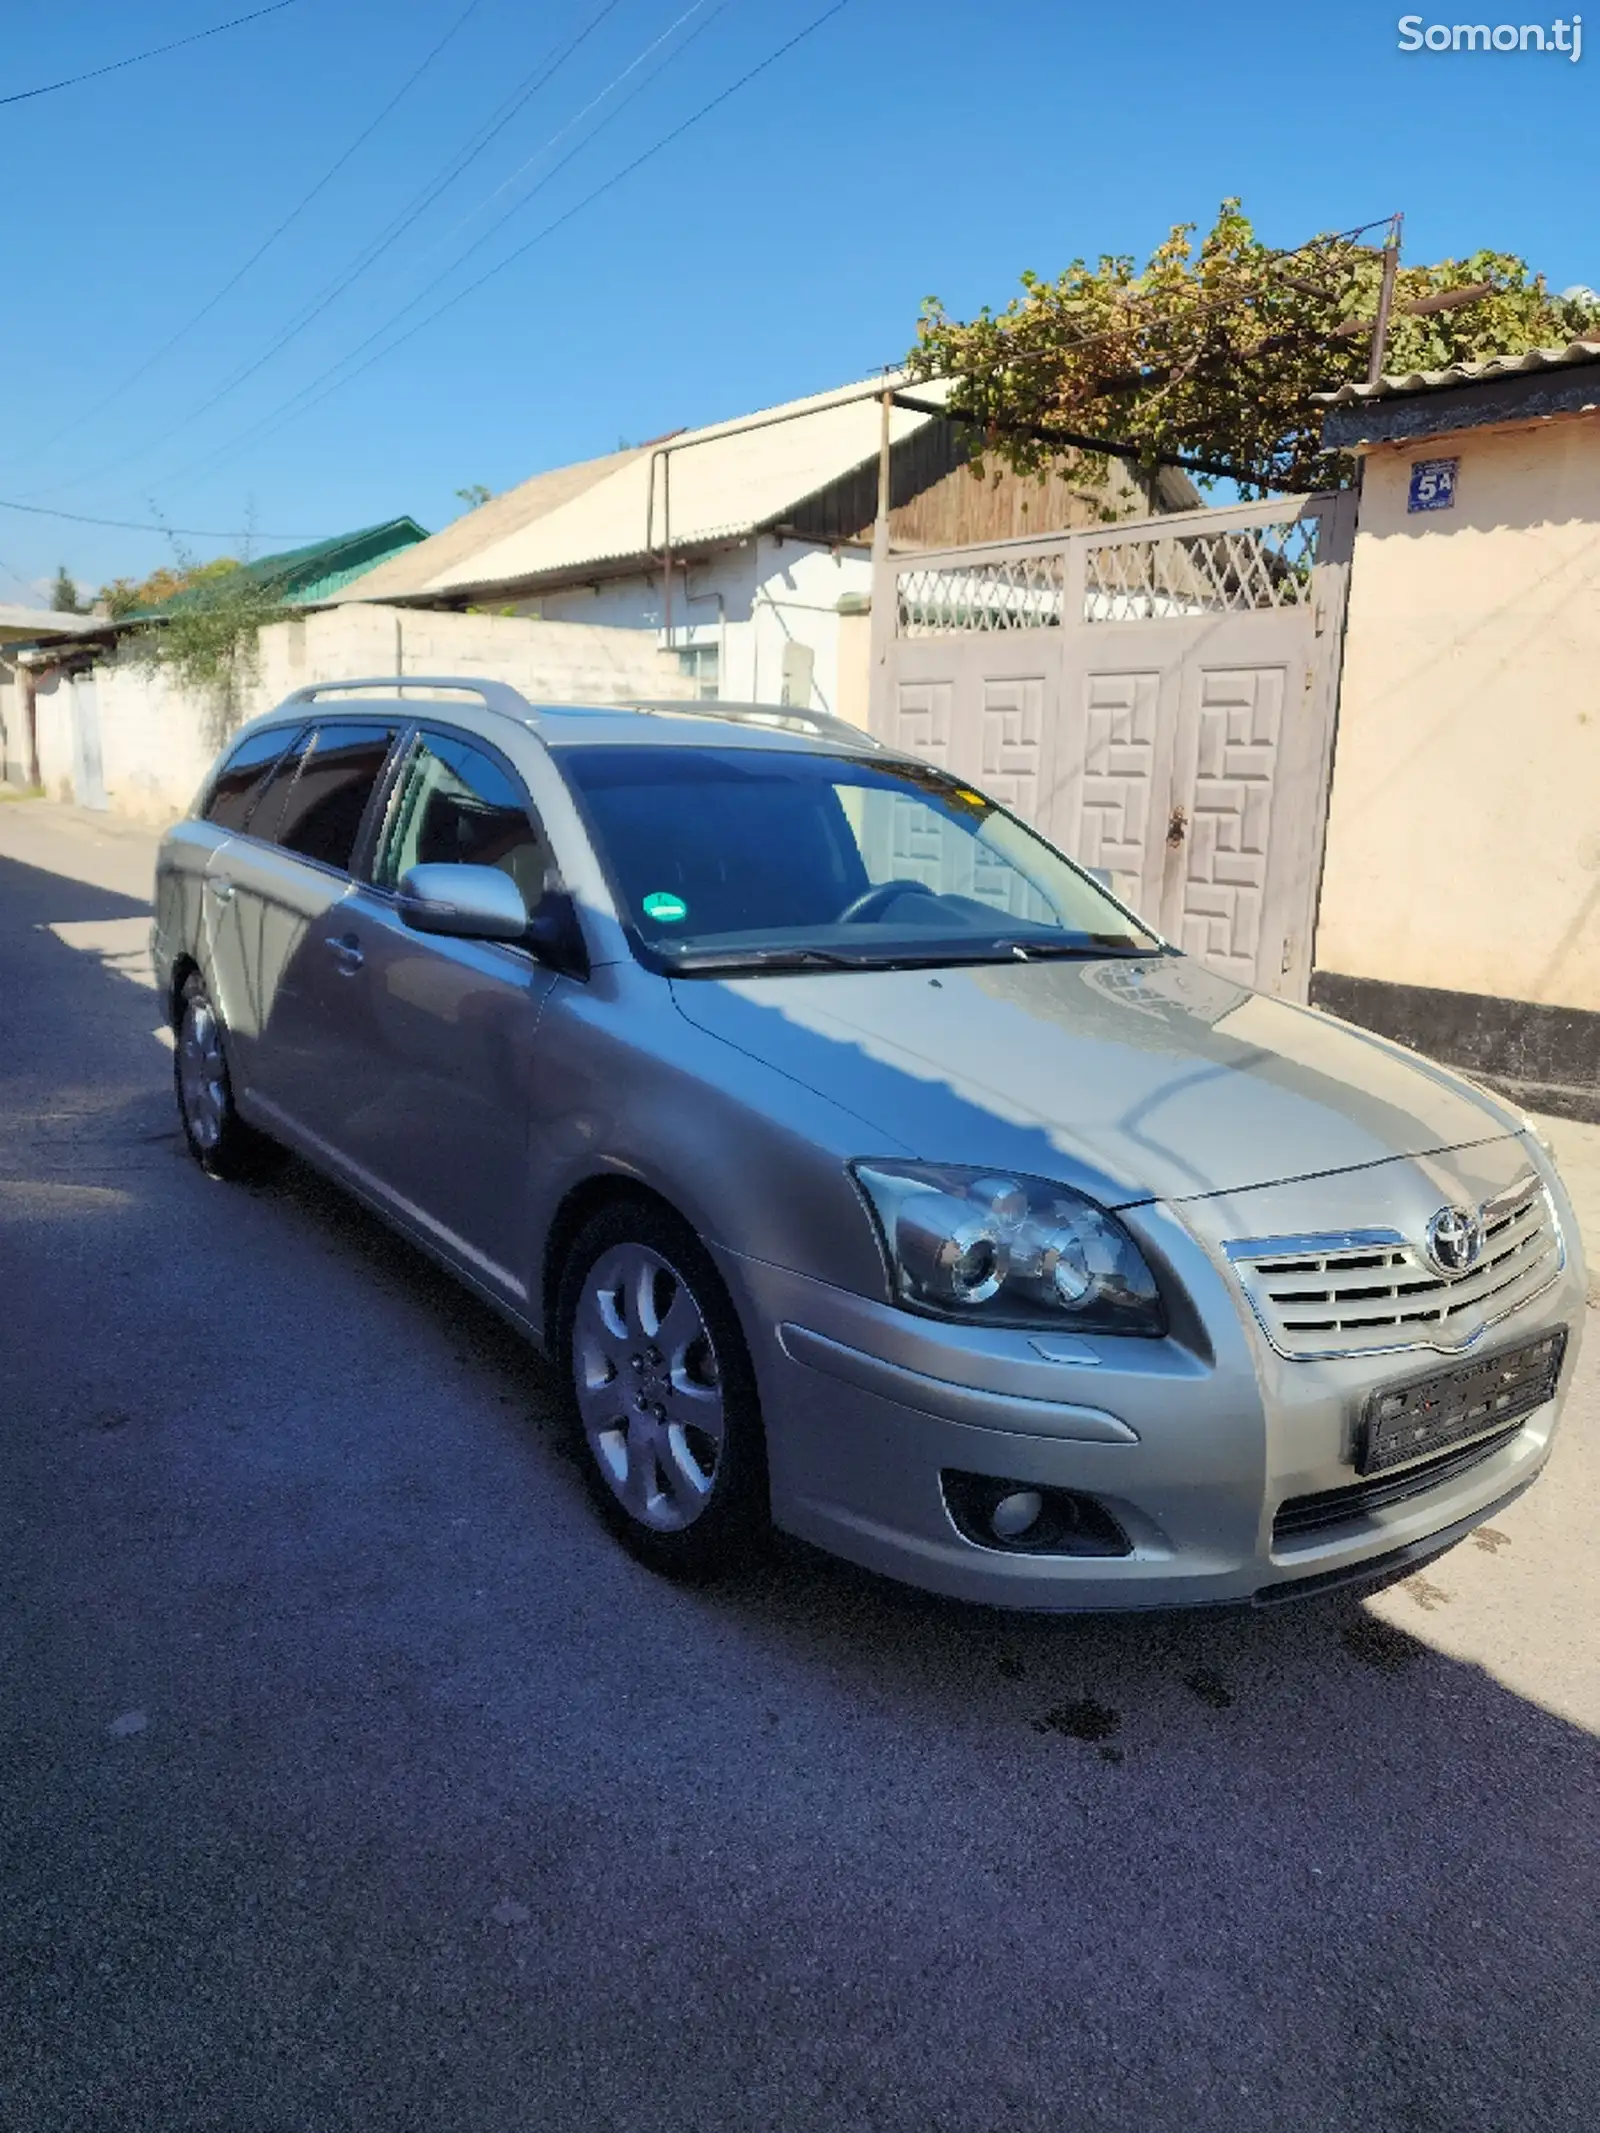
[177,993,228,1152]
[572,1242,726,1533]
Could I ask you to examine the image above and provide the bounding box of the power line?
[35,0,628,502]
[415,0,722,263]
[0,1,300,108]
[165,2,853,488]
[7,0,488,469]
[0,495,323,540]
[186,0,739,464]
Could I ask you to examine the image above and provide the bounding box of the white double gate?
[868,492,1355,999]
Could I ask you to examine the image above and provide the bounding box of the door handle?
[210,876,235,903]
[325,932,364,972]
[1166,805,1188,849]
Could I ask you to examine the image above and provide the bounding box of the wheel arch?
[168,952,201,1029]
[540,1172,694,1344]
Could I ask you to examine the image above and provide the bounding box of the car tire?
[555,1195,771,1582]
[173,969,286,1184]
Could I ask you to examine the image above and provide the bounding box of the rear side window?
[247,728,314,845]
[202,726,299,830]
[268,722,398,873]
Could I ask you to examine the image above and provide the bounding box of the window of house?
[676,642,720,701]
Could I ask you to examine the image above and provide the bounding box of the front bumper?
[716,1171,1586,1611]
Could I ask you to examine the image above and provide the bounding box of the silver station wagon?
[153,677,1586,1608]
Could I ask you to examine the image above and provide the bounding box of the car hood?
[669,955,1519,1206]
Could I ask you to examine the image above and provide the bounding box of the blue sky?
[1,0,1593,599]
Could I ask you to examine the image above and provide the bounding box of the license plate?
[1359,1329,1568,1476]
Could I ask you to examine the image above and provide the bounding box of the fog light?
[941,1471,1133,1557]
[991,1489,1044,1541]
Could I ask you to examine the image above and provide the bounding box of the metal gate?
[869,491,1355,999]
[69,675,108,810]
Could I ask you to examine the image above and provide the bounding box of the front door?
[304,727,560,1307]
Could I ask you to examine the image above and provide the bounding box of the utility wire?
[0,495,322,540]
[166,1,852,489]
[0,550,43,597]
[8,0,488,469]
[36,0,628,501]
[200,0,738,455]
[413,0,721,265]
[0,1,299,108]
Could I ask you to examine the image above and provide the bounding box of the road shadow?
[4,839,1598,2133]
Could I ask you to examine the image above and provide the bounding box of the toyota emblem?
[1426,1204,1486,1277]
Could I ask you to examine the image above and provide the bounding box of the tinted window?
[271,722,398,873]
[202,725,300,831]
[247,728,313,845]
[375,732,549,910]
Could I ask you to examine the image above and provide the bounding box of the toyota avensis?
[152,678,1585,1608]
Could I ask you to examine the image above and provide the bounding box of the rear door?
[212,719,402,1127]
[194,722,306,1089]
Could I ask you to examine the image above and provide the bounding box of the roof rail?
[279,676,534,719]
[621,698,884,747]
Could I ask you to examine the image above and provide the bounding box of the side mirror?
[524,887,590,980]
[397,863,530,942]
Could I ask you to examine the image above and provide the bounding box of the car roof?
[241,679,890,760]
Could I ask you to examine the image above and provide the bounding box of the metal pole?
[662,450,673,649]
[872,386,893,565]
[1367,214,1404,388]
[21,661,39,790]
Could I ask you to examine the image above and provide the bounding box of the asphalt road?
[3,803,1597,2133]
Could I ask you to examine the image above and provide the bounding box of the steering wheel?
[837,878,941,925]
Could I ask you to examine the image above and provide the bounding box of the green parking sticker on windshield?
[642,891,688,924]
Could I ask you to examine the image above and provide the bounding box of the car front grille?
[1225,1176,1563,1360]
[1272,1419,1527,1544]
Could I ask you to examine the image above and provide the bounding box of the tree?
[454,484,493,510]
[909,200,1598,495]
[50,565,88,613]
[110,547,289,743]
[99,557,240,620]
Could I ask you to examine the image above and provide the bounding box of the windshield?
[555,743,1168,974]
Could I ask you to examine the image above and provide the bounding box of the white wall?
[28,604,694,825]
[531,537,873,714]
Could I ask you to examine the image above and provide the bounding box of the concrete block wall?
[29,604,695,824]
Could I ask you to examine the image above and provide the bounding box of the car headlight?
[851,1162,1165,1335]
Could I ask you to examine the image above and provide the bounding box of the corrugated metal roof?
[1314,338,1600,406]
[349,445,642,603]
[339,374,953,603]
[130,517,428,620]
[0,603,103,641]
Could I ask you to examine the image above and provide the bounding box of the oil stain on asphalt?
[1033,1698,1121,1744]
[1182,1668,1235,1710]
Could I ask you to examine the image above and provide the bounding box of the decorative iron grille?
[1083,516,1320,622]
[893,515,1324,636]
[896,551,1066,636]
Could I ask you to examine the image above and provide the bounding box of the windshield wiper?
[997,937,1160,961]
[665,945,867,975]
